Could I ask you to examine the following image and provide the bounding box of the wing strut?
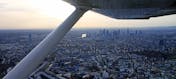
[3,8,88,79]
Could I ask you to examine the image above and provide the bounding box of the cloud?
[0,3,7,8]
[0,0,35,12]
[0,0,62,29]
[0,0,176,29]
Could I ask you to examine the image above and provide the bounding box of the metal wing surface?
[64,0,176,19]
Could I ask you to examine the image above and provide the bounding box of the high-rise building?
[28,34,32,43]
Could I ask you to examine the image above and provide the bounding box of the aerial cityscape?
[0,27,176,79]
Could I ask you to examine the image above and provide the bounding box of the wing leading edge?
[64,0,176,19]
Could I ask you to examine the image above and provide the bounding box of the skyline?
[0,0,176,29]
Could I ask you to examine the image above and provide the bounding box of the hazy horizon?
[0,25,175,31]
[0,0,176,29]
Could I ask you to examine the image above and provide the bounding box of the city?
[0,27,176,79]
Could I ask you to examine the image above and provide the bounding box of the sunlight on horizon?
[26,0,176,29]
[28,0,75,20]
[0,0,176,29]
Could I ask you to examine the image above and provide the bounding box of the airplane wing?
[3,0,176,79]
[64,0,176,19]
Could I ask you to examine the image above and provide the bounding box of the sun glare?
[28,0,75,19]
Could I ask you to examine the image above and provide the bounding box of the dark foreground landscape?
[0,27,176,79]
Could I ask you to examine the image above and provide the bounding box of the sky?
[0,0,176,29]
